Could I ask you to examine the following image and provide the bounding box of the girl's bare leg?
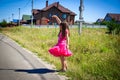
[60,56,67,71]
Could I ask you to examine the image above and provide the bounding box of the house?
[13,19,19,23]
[104,13,120,24]
[12,19,19,26]
[21,15,32,24]
[33,0,76,25]
[96,18,104,23]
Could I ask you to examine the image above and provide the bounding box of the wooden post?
[19,8,20,26]
[78,0,84,35]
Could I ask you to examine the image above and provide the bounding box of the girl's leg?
[60,56,67,71]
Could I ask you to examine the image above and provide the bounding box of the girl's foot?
[60,65,67,72]
[57,69,66,72]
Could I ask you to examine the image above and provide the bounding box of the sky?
[0,0,120,23]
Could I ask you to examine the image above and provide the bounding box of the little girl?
[49,15,72,72]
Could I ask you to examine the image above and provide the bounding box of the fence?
[83,24,107,28]
[22,24,107,28]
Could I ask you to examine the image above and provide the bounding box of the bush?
[101,20,120,35]
[114,23,120,35]
[0,19,7,27]
[107,21,120,35]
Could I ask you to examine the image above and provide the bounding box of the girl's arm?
[52,15,61,25]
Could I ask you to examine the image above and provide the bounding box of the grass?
[0,26,120,80]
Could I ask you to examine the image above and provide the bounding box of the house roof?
[33,9,40,14]
[22,15,31,21]
[13,19,19,23]
[107,13,120,22]
[96,18,104,22]
[35,2,76,15]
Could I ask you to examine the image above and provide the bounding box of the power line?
[12,13,14,21]
[21,0,31,9]
[1,0,31,23]
[18,0,31,24]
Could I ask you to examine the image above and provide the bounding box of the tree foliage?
[100,20,120,35]
[0,19,7,27]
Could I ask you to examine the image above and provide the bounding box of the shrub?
[107,21,120,35]
[101,20,120,35]
[114,23,120,35]
[0,19,7,27]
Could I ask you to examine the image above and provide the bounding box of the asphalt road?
[0,34,66,80]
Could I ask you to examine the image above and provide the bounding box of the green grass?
[0,26,120,80]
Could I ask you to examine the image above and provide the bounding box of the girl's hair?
[59,22,70,37]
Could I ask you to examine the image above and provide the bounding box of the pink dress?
[49,30,72,57]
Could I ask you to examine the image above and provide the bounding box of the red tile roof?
[33,9,40,14]
[108,13,120,22]
[41,2,76,15]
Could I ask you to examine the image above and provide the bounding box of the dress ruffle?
[49,43,72,57]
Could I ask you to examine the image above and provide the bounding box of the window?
[55,13,58,16]
[62,14,67,19]
[49,13,52,17]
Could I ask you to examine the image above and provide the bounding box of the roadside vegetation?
[94,19,120,35]
[0,19,7,27]
[0,19,18,27]
[0,26,120,80]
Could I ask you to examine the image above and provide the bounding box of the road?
[0,34,66,80]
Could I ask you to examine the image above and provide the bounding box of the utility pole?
[12,13,14,22]
[78,0,84,35]
[31,0,33,27]
[8,17,10,23]
[19,8,20,26]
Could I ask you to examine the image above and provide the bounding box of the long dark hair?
[59,22,70,37]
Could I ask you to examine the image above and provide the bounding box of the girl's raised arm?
[52,15,61,25]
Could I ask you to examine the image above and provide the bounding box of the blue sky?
[0,0,120,23]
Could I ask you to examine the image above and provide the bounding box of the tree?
[105,20,120,35]
[0,19,7,27]
[99,19,120,35]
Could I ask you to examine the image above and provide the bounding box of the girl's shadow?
[15,68,56,74]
